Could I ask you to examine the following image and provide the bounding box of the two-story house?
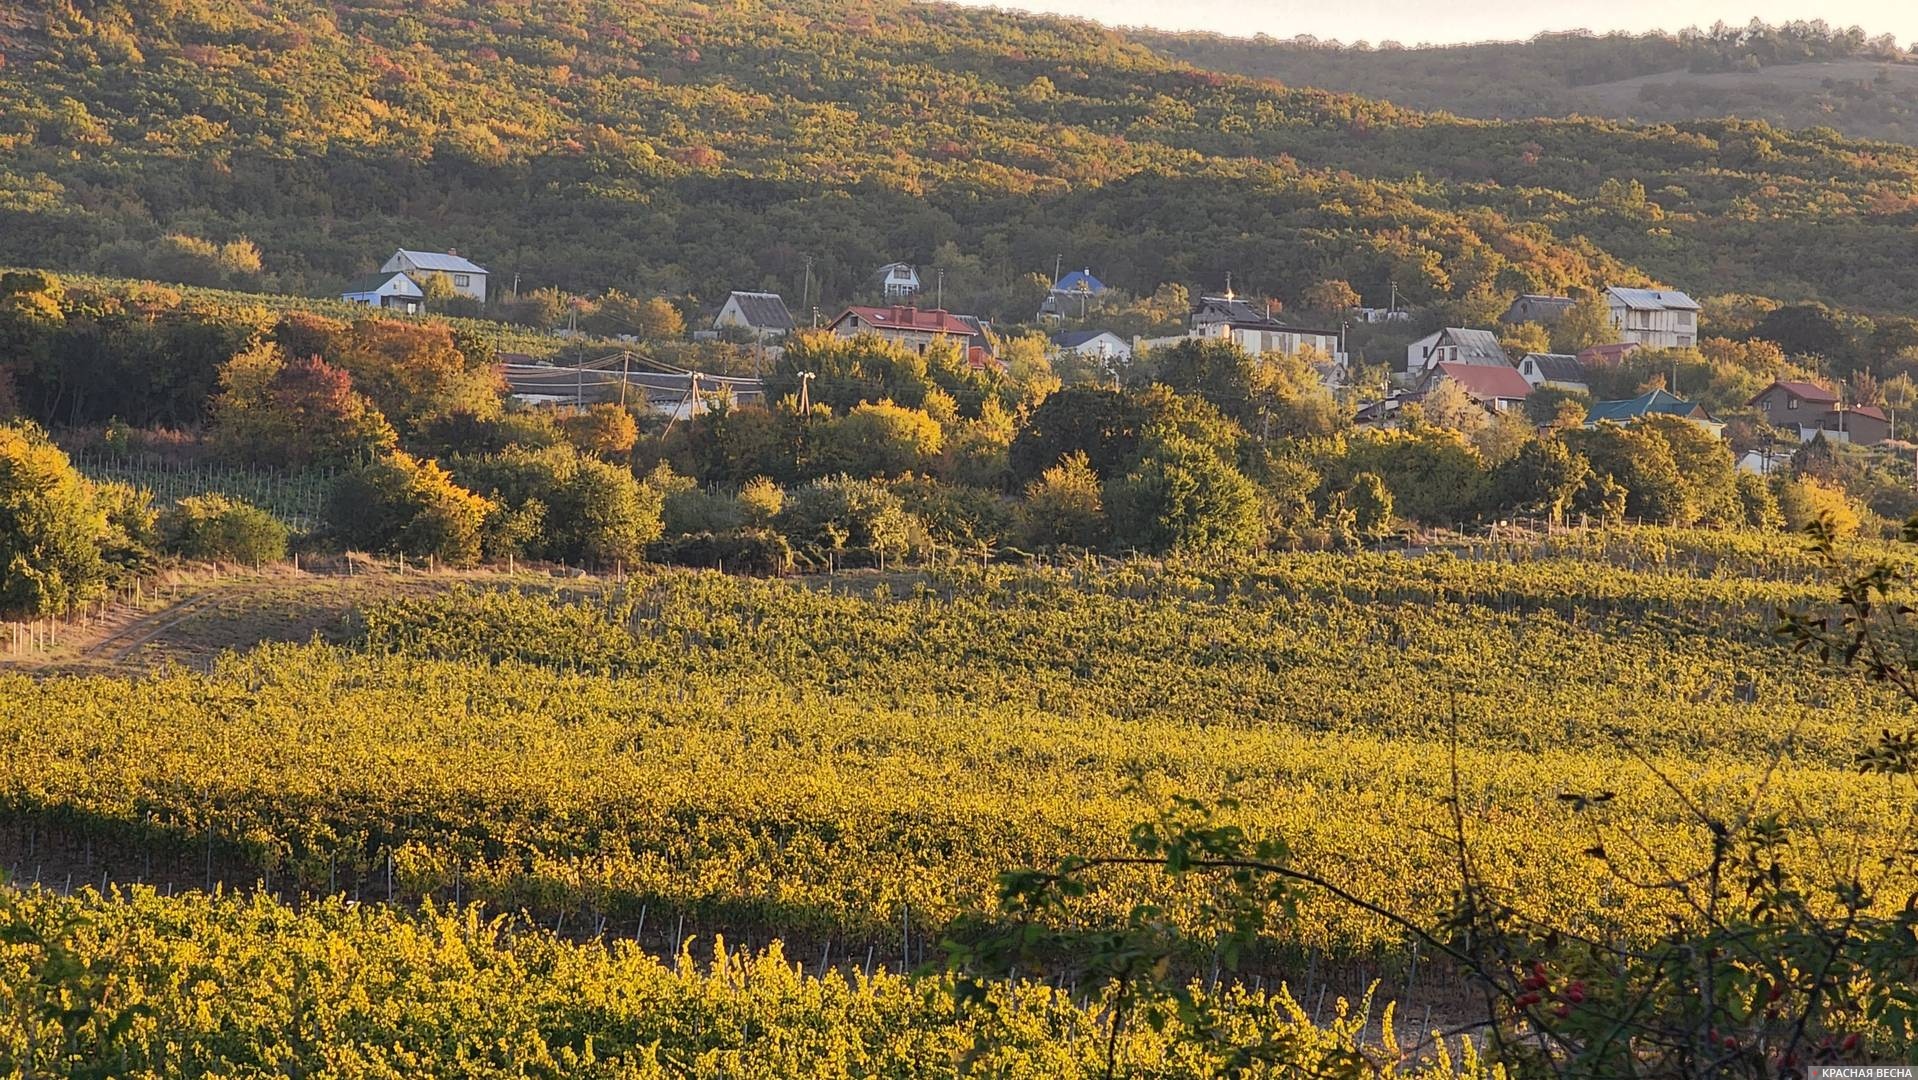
[381,249,488,303]
[1604,286,1700,349]
[1748,380,1891,446]
[874,263,921,300]
[1403,327,1508,385]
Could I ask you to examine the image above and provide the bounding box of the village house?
[1604,286,1700,349]
[828,304,977,356]
[340,270,424,314]
[1402,327,1507,385]
[1500,294,1576,325]
[874,262,921,300]
[381,249,488,303]
[1426,361,1534,413]
[1051,329,1132,366]
[1134,294,1346,380]
[1586,388,1722,436]
[713,291,796,341]
[1038,268,1108,322]
[1749,380,1891,445]
[1515,352,1589,393]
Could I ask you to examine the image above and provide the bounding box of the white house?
[340,271,424,314]
[1051,329,1131,364]
[1515,352,1589,393]
[1403,328,1507,385]
[382,249,488,303]
[713,291,796,340]
[1134,295,1347,387]
[1604,286,1699,349]
[875,262,921,300]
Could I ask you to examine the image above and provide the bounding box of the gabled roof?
[1501,295,1575,323]
[1195,295,1282,328]
[1605,286,1700,312]
[1052,268,1107,295]
[721,290,795,331]
[1752,380,1838,406]
[1429,327,1509,366]
[1052,329,1120,348]
[1521,352,1585,383]
[392,249,487,274]
[341,271,419,295]
[1587,388,1709,424]
[1821,405,1887,423]
[875,262,919,279]
[1577,342,1641,365]
[1436,361,1533,402]
[832,305,975,336]
[953,314,996,354]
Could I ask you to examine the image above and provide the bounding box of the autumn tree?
[1550,292,1617,353]
[0,423,112,616]
[210,345,397,468]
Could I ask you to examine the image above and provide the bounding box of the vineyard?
[0,548,1910,958]
[0,886,1490,1078]
[68,452,335,533]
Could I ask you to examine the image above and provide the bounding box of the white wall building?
[875,262,921,300]
[1604,286,1699,349]
[382,249,488,303]
[340,271,424,314]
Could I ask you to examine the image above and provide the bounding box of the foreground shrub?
[159,494,289,564]
[326,452,491,566]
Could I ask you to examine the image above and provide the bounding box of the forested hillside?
[1134,21,1918,145]
[5,0,1918,321]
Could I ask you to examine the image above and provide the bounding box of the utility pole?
[1054,253,1063,287]
[802,256,815,315]
[936,268,945,310]
[619,351,631,407]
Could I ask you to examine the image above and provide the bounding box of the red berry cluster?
[1511,961,1587,1020]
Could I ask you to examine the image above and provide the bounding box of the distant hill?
[6,1,1918,322]
[1131,22,1918,144]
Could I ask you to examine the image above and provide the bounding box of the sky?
[949,1,1918,48]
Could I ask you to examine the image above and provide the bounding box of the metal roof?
[1432,327,1509,366]
[1586,388,1707,424]
[1521,352,1585,383]
[392,249,488,274]
[341,271,420,295]
[1605,286,1699,312]
[721,291,795,331]
[1052,269,1107,295]
[1436,361,1533,402]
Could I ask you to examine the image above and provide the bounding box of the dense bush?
[0,423,113,615]
[158,494,290,565]
[775,476,922,563]
[325,452,492,566]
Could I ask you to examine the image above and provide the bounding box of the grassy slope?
[1132,31,1918,143]
[6,0,1918,317]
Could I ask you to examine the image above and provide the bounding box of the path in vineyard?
[3,561,581,673]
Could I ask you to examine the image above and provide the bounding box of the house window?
[1787,398,1799,410]
[454,274,471,287]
